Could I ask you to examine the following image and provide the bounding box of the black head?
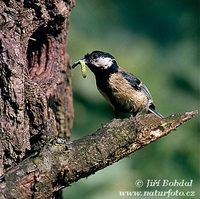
[83,51,118,73]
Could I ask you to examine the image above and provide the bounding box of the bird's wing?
[120,69,153,102]
[119,69,141,89]
[119,68,163,118]
[139,83,153,101]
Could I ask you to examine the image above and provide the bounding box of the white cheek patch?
[93,57,113,69]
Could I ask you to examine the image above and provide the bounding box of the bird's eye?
[92,54,98,59]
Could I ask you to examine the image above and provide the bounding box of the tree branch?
[0,111,198,198]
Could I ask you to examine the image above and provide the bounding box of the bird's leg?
[114,110,119,118]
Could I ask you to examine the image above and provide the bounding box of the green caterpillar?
[79,60,87,78]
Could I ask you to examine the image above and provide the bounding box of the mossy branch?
[0,111,198,199]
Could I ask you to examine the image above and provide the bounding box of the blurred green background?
[64,0,199,198]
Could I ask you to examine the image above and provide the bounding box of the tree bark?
[0,0,74,177]
[0,1,198,199]
[0,111,198,198]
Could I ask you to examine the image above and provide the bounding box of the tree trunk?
[0,1,198,199]
[0,0,74,178]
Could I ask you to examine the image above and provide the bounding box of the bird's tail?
[148,104,164,118]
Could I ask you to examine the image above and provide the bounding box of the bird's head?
[72,51,118,77]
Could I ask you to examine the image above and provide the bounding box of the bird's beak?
[72,58,87,78]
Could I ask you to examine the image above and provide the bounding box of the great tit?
[72,50,163,118]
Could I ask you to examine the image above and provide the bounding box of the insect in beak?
[72,59,87,78]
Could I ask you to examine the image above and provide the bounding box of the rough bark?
[0,0,198,199]
[0,111,198,198]
[0,0,74,177]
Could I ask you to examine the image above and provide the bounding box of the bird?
[72,50,163,118]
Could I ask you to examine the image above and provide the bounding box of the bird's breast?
[108,73,148,112]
